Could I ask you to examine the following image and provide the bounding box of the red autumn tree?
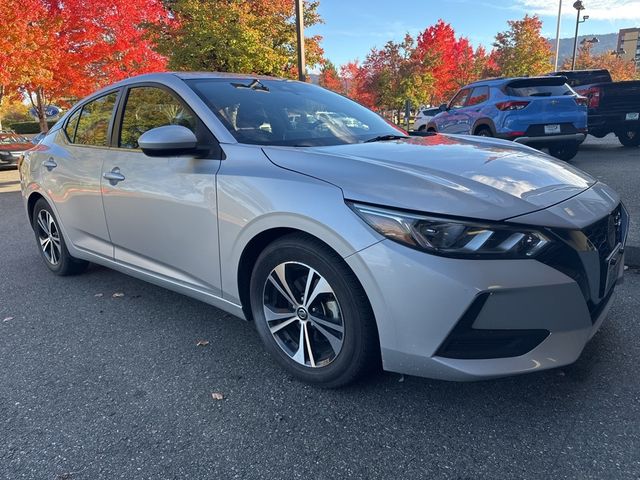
[414,20,479,105]
[562,41,637,81]
[318,61,344,93]
[0,0,172,132]
[340,60,376,108]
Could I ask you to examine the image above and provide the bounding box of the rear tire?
[249,234,379,388]
[31,198,89,276]
[417,124,427,131]
[548,143,580,161]
[616,128,640,147]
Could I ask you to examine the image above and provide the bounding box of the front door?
[101,85,223,295]
[438,88,472,134]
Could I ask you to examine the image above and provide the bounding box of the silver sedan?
[19,73,629,387]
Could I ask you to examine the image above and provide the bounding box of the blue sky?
[307,0,640,67]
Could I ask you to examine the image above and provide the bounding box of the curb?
[626,245,640,268]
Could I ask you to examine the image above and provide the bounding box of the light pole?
[294,0,306,82]
[571,1,588,70]
[554,0,563,71]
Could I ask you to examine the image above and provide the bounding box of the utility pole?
[571,1,586,70]
[554,0,562,71]
[294,0,306,82]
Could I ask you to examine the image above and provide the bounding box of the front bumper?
[345,200,627,381]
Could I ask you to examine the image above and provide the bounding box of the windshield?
[186,78,404,147]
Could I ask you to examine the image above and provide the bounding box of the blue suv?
[426,76,588,160]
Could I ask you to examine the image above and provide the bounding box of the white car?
[413,107,442,131]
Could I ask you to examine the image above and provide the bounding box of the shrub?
[7,121,57,134]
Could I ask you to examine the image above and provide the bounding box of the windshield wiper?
[363,134,408,143]
[231,79,269,92]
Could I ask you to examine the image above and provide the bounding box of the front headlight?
[348,202,550,258]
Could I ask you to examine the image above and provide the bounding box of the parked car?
[549,69,640,147]
[0,131,33,168]
[427,76,588,160]
[20,73,628,387]
[413,107,442,131]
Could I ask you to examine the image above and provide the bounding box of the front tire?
[31,198,89,275]
[548,143,580,161]
[249,234,379,388]
[474,126,493,137]
[616,128,640,147]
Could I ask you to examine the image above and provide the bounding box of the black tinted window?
[187,79,402,147]
[74,92,118,146]
[119,87,196,149]
[64,109,81,141]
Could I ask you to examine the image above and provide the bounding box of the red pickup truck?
[550,69,640,148]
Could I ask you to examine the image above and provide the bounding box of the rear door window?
[64,109,81,142]
[74,92,119,146]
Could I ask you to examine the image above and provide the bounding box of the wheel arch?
[235,227,378,332]
[27,191,47,225]
[472,118,497,136]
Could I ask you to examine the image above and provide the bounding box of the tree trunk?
[0,85,4,131]
[36,87,49,133]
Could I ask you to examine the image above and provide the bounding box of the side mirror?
[439,104,448,112]
[138,125,198,157]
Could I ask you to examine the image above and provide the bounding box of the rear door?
[503,78,587,136]
[40,90,120,258]
[101,84,224,295]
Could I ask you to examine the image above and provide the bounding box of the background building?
[617,27,640,69]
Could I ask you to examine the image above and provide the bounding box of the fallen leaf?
[196,339,210,347]
[2,317,14,322]
[211,392,224,401]
[112,292,125,298]
[94,293,103,297]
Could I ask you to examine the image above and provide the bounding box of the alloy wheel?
[262,261,344,368]
[36,209,61,265]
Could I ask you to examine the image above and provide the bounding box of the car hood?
[262,135,595,221]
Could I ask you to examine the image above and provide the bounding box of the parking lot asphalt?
[2,140,640,479]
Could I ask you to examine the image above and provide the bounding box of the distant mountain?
[550,32,619,66]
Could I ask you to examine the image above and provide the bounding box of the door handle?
[103,167,125,185]
[42,158,57,171]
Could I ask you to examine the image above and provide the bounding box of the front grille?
[538,203,628,323]
[583,204,624,264]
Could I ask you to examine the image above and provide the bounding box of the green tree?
[492,15,552,77]
[157,0,324,78]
